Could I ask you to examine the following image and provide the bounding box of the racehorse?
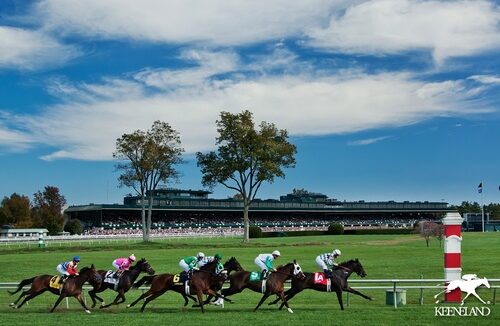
[88,258,155,308]
[220,260,305,313]
[434,276,490,305]
[268,258,372,310]
[127,259,230,313]
[9,265,102,313]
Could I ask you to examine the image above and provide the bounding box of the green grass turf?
[0,233,498,325]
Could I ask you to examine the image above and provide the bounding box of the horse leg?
[140,290,167,313]
[100,293,122,308]
[278,291,293,313]
[279,289,299,310]
[11,290,29,306]
[15,290,44,309]
[196,291,205,313]
[88,289,104,308]
[50,295,66,313]
[128,289,153,308]
[335,290,344,310]
[345,287,372,301]
[253,293,270,312]
[269,288,292,305]
[75,293,91,313]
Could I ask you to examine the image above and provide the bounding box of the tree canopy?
[197,110,296,242]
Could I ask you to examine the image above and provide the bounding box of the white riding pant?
[254,258,268,271]
[112,261,120,270]
[56,264,69,276]
[179,260,190,272]
[316,256,328,270]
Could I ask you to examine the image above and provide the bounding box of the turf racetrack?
[0,233,498,325]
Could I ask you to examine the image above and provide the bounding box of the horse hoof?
[9,303,15,307]
[126,304,131,308]
[287,308,294,314]
[85,310,91,314]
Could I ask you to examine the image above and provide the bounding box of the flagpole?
[481,181,484,233]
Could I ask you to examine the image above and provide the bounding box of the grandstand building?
[65,188,449,230]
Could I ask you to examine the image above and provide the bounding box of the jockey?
[316,249,341,278]
[254,250,280,280]
[198,253,224,273]
[112,254,136,278]
[179,252,205,278]
[56,256,80,284]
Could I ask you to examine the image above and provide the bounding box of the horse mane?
[131,258,147,269]
[200,260,218,270]
[276,262,294,270]
[79,266,90,273]
[339,259,358,267]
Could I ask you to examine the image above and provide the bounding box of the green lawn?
[0,233,498,325]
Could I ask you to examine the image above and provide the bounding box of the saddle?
[174,272,191,295]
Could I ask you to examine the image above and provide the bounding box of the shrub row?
[249,225,413,238]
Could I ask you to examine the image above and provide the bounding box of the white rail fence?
[1,279,498,310]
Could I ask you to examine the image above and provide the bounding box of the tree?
[31,186,66,235]
[416,220,438,247]
[64,218,84,235]
[114,120,184,242]
[197,110,296,242]
[0,193,32,227]
[454,201,481,216]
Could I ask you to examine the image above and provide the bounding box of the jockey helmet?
[73,256,81,262]
[332,249,341,257]
[128,254,136,261]
[272,250,281,257]
[214,253,222,260]
[197,252,205,259]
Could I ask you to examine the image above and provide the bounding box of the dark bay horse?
[268,258,372,310]
[88,258,155,308]
[221,260,305,313]
[9,265,101,313]
[127,260,230,313]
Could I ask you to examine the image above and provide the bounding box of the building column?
[442,212,463,302]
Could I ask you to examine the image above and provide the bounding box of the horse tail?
[8,277,36,295]
[133,275,154,288]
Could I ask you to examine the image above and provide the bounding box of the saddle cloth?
[104,270,119,288]
[49,275,62,290]
[249,271,262,282]
[314,272,331,292]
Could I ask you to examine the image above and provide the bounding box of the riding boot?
[261,269,268,280]
[188,269,193,280]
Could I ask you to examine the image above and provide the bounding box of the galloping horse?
[268,258,372,310]
[9,265,102,313]
[221,260,305,313]
[88,258,155,308]
[127,259,230,313]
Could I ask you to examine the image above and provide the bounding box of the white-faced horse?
[434,277,490,305]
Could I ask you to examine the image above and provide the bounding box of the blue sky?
[1,0,499,206]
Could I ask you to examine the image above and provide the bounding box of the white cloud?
[0,68,493,161]
[308,0,500,64]
[133,49,239,89]
[348,136,390,146]
[468,75,500,85]
[0,26,79,70]
[35,0,341,45]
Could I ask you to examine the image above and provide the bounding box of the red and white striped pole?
[442,212,464,302]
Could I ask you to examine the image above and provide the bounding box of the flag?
[478,182,482,194]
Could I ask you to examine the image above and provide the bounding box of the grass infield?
[0,233,498,325]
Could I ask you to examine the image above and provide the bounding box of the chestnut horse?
[9,265,101,313]
[127,260,229,313]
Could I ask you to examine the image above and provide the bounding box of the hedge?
[253,228,413,238]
